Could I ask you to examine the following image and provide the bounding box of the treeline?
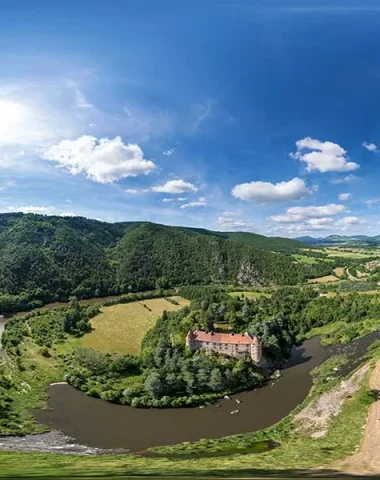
[0,214,324,314]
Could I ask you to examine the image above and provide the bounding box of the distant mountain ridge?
[296,234,380,246]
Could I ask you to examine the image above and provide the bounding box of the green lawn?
[81,296,189,354]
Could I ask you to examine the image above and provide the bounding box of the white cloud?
[217,212,252,230]
[271,214,367,236]
[163,148,175,156]
[42,136,157,184]
[330,174,358,184]
[180,197,207,209]
[338,216,367,225]
[287,204,346,218]
[151,179,198,194]
[306,217,334,227]
[291,137,359,173]
[270,204,346,224]
[125,188,149,195]
[231,177,310,203]
[0,205,80,217]
[59,211,78,217]
[363,142,378,152]
[338,192,351,201]
[190,99,214,134]
[269,213,303,223]
[162,197,188,203]
[365,197,380,207]
[268,203,368,235]
[2,205,56,215]
[67,81,93,109]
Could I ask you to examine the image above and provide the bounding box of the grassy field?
[326,248,378,259]
[229,291,272,299]
[292,254,319,264]
[304,317,380,345]
[333,267,345,277]
[81,296,189,354]
[2,339,65,435]
[308,275,340,284]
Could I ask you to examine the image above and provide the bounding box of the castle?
[186,330,262,364]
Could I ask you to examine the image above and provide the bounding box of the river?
[33,336,332,452]
[0,331,375,454]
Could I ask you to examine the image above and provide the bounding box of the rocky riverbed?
[0,430,126,455]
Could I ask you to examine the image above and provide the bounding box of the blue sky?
[2,0,380,237]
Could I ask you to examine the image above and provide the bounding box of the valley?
[1,215,380,477]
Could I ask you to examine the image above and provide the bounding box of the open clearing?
[308,275,340,284]
[292,254,319,264]
[333,267,345,277]
[81,296,189,355]
[333,361,380,475]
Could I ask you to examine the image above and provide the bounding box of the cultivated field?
[81,296,189,355]
[326,248,378,259]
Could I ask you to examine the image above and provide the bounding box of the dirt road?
[334,360,380,475]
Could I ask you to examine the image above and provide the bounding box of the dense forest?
[0,213,335,313]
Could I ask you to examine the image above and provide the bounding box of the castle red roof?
[191,330,259,345]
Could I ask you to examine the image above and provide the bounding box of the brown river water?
[34,334,380,453]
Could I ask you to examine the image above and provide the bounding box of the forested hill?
[0,214,311,311]
[185,228,307,252]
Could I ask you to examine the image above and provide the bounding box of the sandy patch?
[294,364,369,438]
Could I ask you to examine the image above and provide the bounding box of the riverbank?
[1,332,376,456]
[32,337,328,451]
[0,362,375,478]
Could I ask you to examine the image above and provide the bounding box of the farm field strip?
[81,296,189,355]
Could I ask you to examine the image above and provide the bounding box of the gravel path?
[333,360,380,475]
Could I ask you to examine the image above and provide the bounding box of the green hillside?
[185,227,307,252]
[0,214,311,312]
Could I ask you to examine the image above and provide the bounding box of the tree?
[209,368,223,392]
[144,372,163,398]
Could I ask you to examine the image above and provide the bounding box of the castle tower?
[186,330,197,352]
[251,335,262,364]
